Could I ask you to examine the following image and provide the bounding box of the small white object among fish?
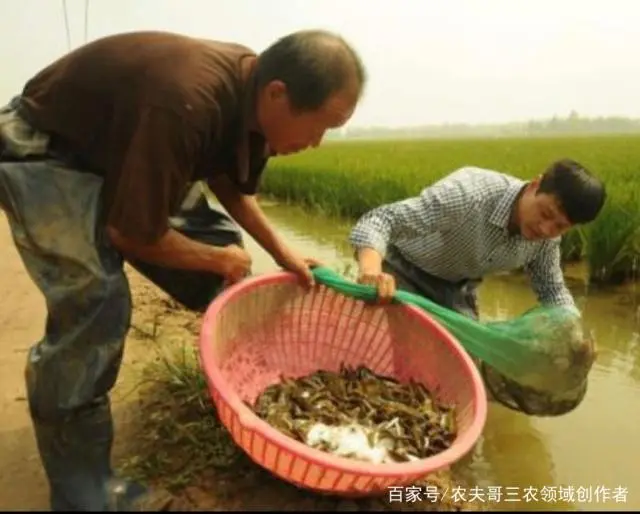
[305,422,419,464]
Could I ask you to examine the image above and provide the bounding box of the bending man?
[0,29,366,511]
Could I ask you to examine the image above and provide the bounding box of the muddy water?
[213,196,639,513]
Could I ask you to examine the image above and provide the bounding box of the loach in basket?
[199,268,488,497]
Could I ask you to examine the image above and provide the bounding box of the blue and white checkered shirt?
[349,166,575,308]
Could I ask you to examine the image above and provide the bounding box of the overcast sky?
[2,0,639,127]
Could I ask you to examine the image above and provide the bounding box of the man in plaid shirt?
[349,158,605,318]
[349,159,606,415]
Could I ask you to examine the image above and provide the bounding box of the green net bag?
[311,266,596,417]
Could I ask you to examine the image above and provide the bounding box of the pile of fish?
[249,364,458,464]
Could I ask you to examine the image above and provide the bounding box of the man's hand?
[220,244,252,285]
[355,246,396,303]
[357,269,397,303]
[107,225,251,281]
[207,176,322,288]
[276,248,322,288]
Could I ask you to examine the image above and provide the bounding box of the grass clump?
[117,342,244,492]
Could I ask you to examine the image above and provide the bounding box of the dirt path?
[0,213,49,510]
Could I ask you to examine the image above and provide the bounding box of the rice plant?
[261,135,640,286]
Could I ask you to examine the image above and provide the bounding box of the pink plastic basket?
[199,271,487,497]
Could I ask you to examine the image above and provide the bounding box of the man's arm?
[104,106,250,282]
[107,225,240,275]
[207,174,291,265]
[525,240,578,311]
[349,168,475,272]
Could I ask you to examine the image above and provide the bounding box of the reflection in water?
[455,404,576,512]
[214,196,640,512]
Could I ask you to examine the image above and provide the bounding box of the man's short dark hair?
[255,29,366,112]
[538,158,606,225]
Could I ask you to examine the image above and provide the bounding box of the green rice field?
[261,134,640,286]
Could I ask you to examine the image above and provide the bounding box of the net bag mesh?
[311,267,596,417]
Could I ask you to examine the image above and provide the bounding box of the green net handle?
[309,266,542,380]
[309,265,586,391]
[310,266,471,319]
[310,265,489,329]
[311,266,380,302]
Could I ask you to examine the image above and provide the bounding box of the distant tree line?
[328,111,640,140]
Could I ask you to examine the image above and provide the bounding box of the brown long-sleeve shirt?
[19,30,268,244]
